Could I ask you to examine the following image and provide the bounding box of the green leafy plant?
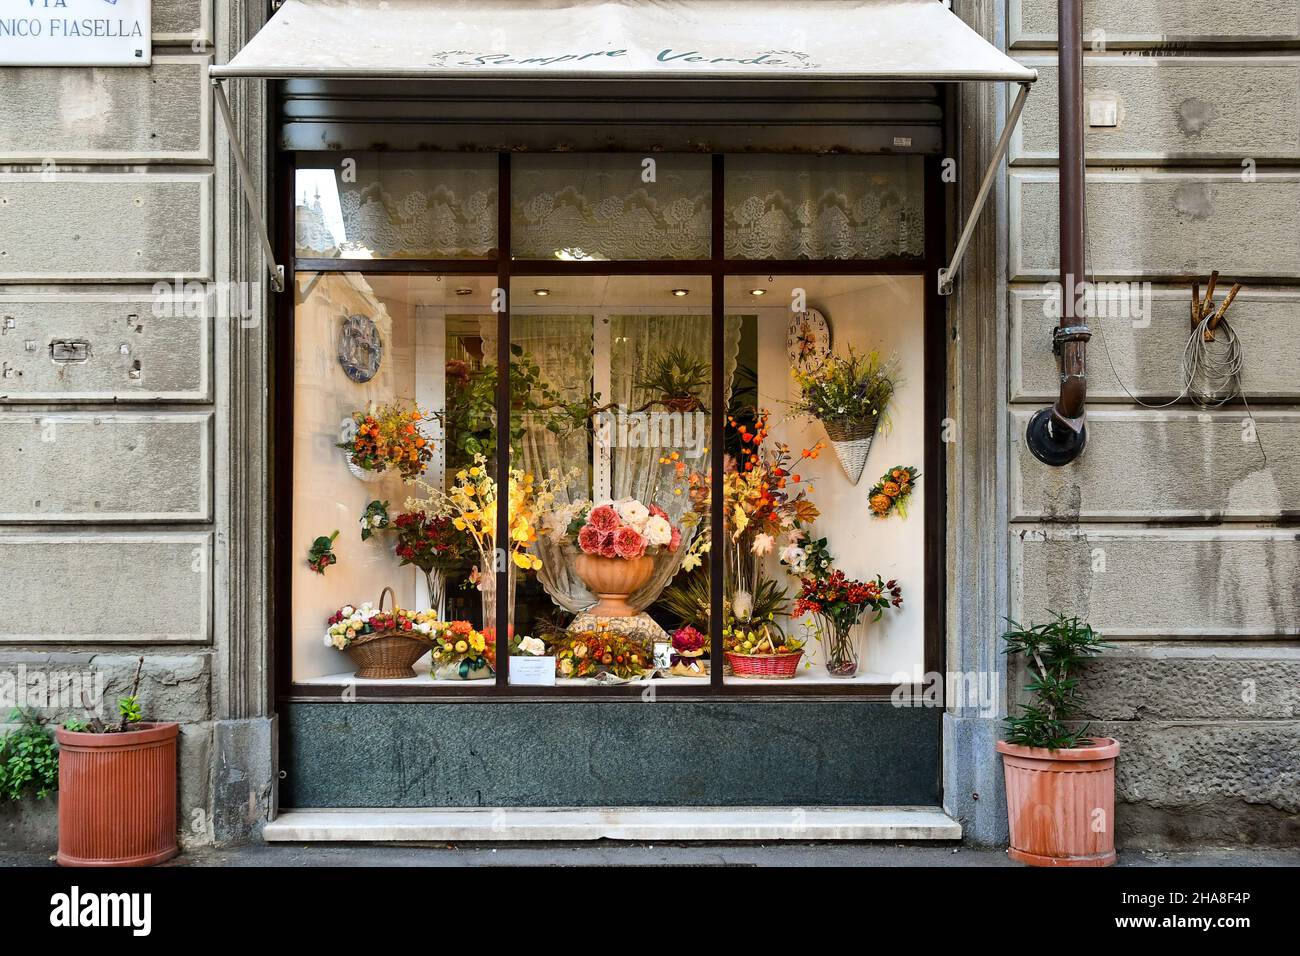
[790,346,899,433]
[0,709,58,801]
[1002,613,1111,750]
[635,346,711,411]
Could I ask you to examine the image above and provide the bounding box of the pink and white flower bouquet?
[568,498,682,561]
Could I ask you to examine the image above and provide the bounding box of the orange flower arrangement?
[339,402,434,480]
[868,465,920,518]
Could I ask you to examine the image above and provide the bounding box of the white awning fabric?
[210,0,1037,83]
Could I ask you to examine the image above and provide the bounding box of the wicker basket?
[344,586,434,679]
[725,649,804,679]
[822,418,879,485]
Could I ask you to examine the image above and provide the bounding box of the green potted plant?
[997,613,1120,867]
[0,709,59,803]
[635,345,711,412]
[56,658,179,867]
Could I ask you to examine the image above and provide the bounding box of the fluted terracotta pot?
[575,553,655,617]
[997,736,1120,867]
[56,722,179,867]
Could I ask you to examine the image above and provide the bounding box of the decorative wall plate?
[786,308,831,373]
[337,313,383,383]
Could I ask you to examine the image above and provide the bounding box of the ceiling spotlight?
[748,288,767,297]
[532,288,551,297]
[454,287,474,296]
[670,288,690,297]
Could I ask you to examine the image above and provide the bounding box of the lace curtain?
[295,153,498,259]
[724,154,924,260]
[511,154,712,260]
[482,313,741,614]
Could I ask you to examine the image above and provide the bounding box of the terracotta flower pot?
[575,553,655,617]
[997,736,1120,867]
[56,722,179,867]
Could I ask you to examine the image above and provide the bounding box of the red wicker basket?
[725,649,803,679]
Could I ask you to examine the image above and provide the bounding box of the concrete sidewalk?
[2,843,1296,867]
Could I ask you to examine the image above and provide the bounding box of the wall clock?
[337,313,383,383]
[787,308,831,373]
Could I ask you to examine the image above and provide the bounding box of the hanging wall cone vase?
[822,418,879,484]
[56,722,179,867]
[996,737,1120,867]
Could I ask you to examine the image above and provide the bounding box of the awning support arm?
[937,81,1031,296]
[212,78,284,293]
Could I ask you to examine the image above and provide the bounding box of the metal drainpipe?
[1026,0,1090,465]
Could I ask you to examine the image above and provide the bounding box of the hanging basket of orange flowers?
[338,401,434,481]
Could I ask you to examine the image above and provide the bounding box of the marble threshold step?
[264,806,961,842]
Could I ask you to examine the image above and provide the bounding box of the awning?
[212,0,1035,292]
[211,0,1036,83]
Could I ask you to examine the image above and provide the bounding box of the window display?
[288,154,932,694]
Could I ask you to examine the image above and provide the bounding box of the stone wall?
[0,1,274,851]
[1005,0,1300,846]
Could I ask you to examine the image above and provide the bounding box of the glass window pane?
[295,152,498,260]
[291,272,499,687]
[721,275,926,685]
[511,154,712,261]
[503,277,724,684]
[724,155,924,260]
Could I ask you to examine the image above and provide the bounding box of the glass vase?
[819,614,860,678]
[424,568,447,621]
[478,559,516,642]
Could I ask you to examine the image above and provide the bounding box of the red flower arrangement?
[792,570,902,632]
[392,510,467,573]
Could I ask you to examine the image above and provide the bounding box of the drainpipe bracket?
[1051,324,1091,356]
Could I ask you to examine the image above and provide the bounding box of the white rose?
[341,605,355,617]
[323,631,334,647]
[644,515,672,547]
[615,498,649,530]
[519,636,546,656]
[780,544,808,573]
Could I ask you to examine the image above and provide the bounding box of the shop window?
[510,154,712,260]
[294,153,498,260]
[724,155,924,260]
[287,153,931,694]
[292,272,498,685]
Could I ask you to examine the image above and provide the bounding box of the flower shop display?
[569,499,682,618]
[324,587,438,679]
[429,619,494,680]
[359,499,390,540]
[723,618,805,679]
[338,401,434,480]
[868,465,920,518]
[777,527,833,582]
[306,530,339,574]
[55,658,180,867]
[669,625,708,678]
[633,345,711,413]
[998,613,1119,867]
[791,347,899,484]
[550,624,653,681]
[792,571,902,678]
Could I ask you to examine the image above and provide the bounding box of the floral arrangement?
[550,626,652,680]
[338,402,434,480]
[429,619,494,675]
[571,499,682,561]
[790,347,899,436]
[793,571,902,632]
[392,510,469,573]
[359,500,390,540]
[324,602,438,650]
[307,531,339,574]
[868,465,920,518]
[407,455,570,574]
[669,624,708,677]
[778,528,833,582]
